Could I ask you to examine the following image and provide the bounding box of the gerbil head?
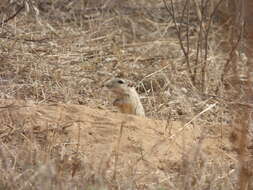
[104,78,134,95]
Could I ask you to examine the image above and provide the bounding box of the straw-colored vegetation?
[0,0,252,189]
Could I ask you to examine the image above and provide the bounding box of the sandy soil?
[0,99,236,187]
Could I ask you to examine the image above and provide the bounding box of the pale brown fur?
[104,78,145,116]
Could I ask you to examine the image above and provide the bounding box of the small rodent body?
[104,78,145,117]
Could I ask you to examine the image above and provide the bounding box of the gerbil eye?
[117,80,124,84]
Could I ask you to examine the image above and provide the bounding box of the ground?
[0,99,236,189]
[0,0,244,189]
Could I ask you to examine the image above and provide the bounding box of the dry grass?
[0,0,252,189]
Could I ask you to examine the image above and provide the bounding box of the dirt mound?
[0,99,235,188]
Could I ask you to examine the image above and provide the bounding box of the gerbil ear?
[127,81,135,87]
